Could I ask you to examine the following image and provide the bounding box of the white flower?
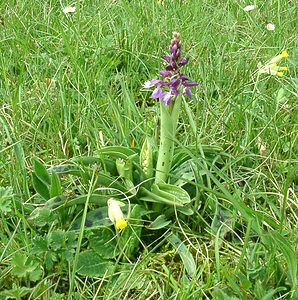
[243,5,256,12]
[143,80,155,89]
[266,23,275,31]
[63,6,76,14]
[108,198,127,230]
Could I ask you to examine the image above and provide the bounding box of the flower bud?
[140,137,153,178]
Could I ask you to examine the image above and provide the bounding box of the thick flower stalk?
[144,32,198,183]
[258,50,289,77]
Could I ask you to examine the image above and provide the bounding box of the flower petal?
[185,88,192,99]
[170,79,181,88]
[179,74,189,81]
[150,79,163,86]
[243,5,256,12]
[160,70,172,77]
[171,87,181,95]
[183,81,199,87]
[143,80,154,88]
[63,6,76,14]
[163,55,171,62]
[161,92,172,105]
[151,87,163,99]
[165,65,174,71]
[180,57,189,65]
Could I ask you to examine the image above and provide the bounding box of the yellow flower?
[108,198,127,230]
[258,51,289,77]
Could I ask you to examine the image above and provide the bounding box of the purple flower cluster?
[144,32,198,105]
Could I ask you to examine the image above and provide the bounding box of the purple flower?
[144,32,199,105]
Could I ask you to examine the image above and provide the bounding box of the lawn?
[0,0,297,299]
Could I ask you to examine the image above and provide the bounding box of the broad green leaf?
[28,206,56,227]
[72,206,111,230]
[46,194,109,211]
[32,157,51,186]
[70,156,117,174]
[96,146,138,160]
[147,215,171,230]
[140,183,191,206]
[172,159,197,187]
[167,233,196,278]
[77,250,114,277]
[50,171,62,198]
[176,205,194,216]
[32,173,50,200]
[89,228,119,259]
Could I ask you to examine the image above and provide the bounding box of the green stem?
[155,97,182,184]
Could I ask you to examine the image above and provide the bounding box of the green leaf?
[32,173,50,200]
[29,206,56,227]
[147,215,171,230]
[211,205,235,239]
[89,228,119,259]
[48,230,65,251]
[140,183,191,206]
[77,250,114,277]
[0,284,32,299]
[0,186,14,214]
[11,253,28,277]
[32,157,51,186]
[72,206,111,230]
[172,159,197,187]
[176,205,194,216]
[167,233,196,278]
[264,231,297,291]
[11,253,42,281]
[50,171,62,198]
[96,146,138,160]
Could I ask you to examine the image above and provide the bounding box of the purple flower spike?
[144,32,198,105]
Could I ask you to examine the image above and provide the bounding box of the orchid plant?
[144,32,198,185]
[29,33,219,275]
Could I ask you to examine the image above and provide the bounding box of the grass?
[0,0,297,299]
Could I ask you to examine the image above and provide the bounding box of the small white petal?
[63,6,76,14]
[243,5,256,12]
[266,23,275,31]
[143,80,154,89]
